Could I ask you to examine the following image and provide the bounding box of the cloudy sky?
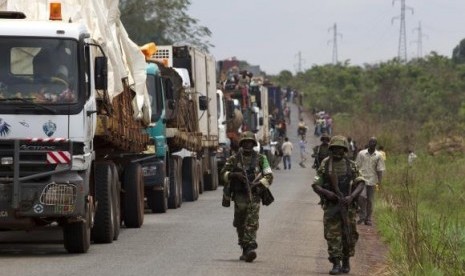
[188,0,465,75]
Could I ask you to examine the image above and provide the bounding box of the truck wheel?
[204,155,219,191]
[147,188,168,213]
[176,159,183,207]
[182,157,197,201]
[123,162,144,228]
[91,162,115,243]
[63,201,91,253]
[109,163,121,240]
[197,160,204,194]
[168,157,180,209]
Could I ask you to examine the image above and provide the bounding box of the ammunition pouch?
[261,188,274,206]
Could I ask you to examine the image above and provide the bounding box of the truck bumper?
[0,172,87,230]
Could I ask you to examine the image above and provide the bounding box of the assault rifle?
[328,158,353,247]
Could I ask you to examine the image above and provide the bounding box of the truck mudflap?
[0,139,86,229]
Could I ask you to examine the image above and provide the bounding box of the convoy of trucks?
[0,0,278,254]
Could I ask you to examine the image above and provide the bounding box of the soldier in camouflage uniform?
[311,135,366,274]
[221,131,274,263]
[312,133,331,169]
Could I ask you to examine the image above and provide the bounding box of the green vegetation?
[274,50,465,275]
[119,0,212,51]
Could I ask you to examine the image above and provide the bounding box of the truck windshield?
[0,37,78,105]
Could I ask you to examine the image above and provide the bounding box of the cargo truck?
[0,1,151,253]
[141,44,220,213]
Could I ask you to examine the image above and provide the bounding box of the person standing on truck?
[221,131,274,263]
[311,135,366,274]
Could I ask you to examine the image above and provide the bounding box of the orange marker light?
[49,2,62,21]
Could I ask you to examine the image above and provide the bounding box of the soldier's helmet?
[239,131,258,147]
[329,135,349,151]
[320,133,331,142]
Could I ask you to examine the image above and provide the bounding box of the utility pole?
[392,0,414,62]
[328,23,342,64]
[412,21,428,58]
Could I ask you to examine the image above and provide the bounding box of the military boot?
[329,259,341,275]
[244,247,257,263]
[239,247,247,261]
[341,257,350,273]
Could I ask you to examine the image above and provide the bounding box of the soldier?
[311,135,366,275]
[312,133,331,169]
[221,131,274,263]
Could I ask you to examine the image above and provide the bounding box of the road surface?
[0,102,374,276]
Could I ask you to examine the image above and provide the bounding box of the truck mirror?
[94,56,108,90]
[259,117,263,126]
[199,95,208,111]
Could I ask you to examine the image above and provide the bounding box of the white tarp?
[0,0,151,123]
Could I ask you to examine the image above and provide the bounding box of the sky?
[188,0,465,75]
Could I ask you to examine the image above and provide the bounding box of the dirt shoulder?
[352,222,389,275]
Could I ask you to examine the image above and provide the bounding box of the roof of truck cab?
[0,19,87,39]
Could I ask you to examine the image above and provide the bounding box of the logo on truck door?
[43,120,57,137]
[0,118,11,136]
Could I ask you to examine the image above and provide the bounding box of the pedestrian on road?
[221,131,274,263]
[281,137,294,170]
[355,137,385,226]
[312,133,331,170]
[298,138,308,168]
[311,135,366,275]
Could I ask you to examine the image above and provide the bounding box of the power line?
[392,0,414,62]
[328,23,342,64]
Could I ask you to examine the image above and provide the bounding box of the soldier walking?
[312,133,331,169]
[311,136,366,274]
[221,131,274,262]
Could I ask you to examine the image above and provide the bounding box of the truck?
[140,44,220,213]
[217,61,270,160]
[0,1,152,253]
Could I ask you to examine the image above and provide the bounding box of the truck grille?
[0,139,72,180]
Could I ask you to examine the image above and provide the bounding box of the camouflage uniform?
[221,132,273,262]
[312,135,365,274]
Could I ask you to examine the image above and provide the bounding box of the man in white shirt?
[281,137,294,170]
[355,137,385,226]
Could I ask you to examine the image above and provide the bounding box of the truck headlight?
[1,157,13,165]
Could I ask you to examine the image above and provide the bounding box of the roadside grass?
[376,154,465,275]
[318,111,465,275]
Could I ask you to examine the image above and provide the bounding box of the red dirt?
[351,222,390,275]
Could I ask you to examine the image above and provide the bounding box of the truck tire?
[147,188,168,213]
[204,154,219,191]
[182,157,198,201]
[197,159,204,194]
[109,163,121,240]
[91,162,115,243]
[168,157,182,209]
[123,162,144,228]
[176,158,183,207]
[63,201,92,253]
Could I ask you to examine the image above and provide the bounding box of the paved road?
[0,103,365,276]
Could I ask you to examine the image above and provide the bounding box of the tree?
[119,0,212,51]
[452,38,465,64]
